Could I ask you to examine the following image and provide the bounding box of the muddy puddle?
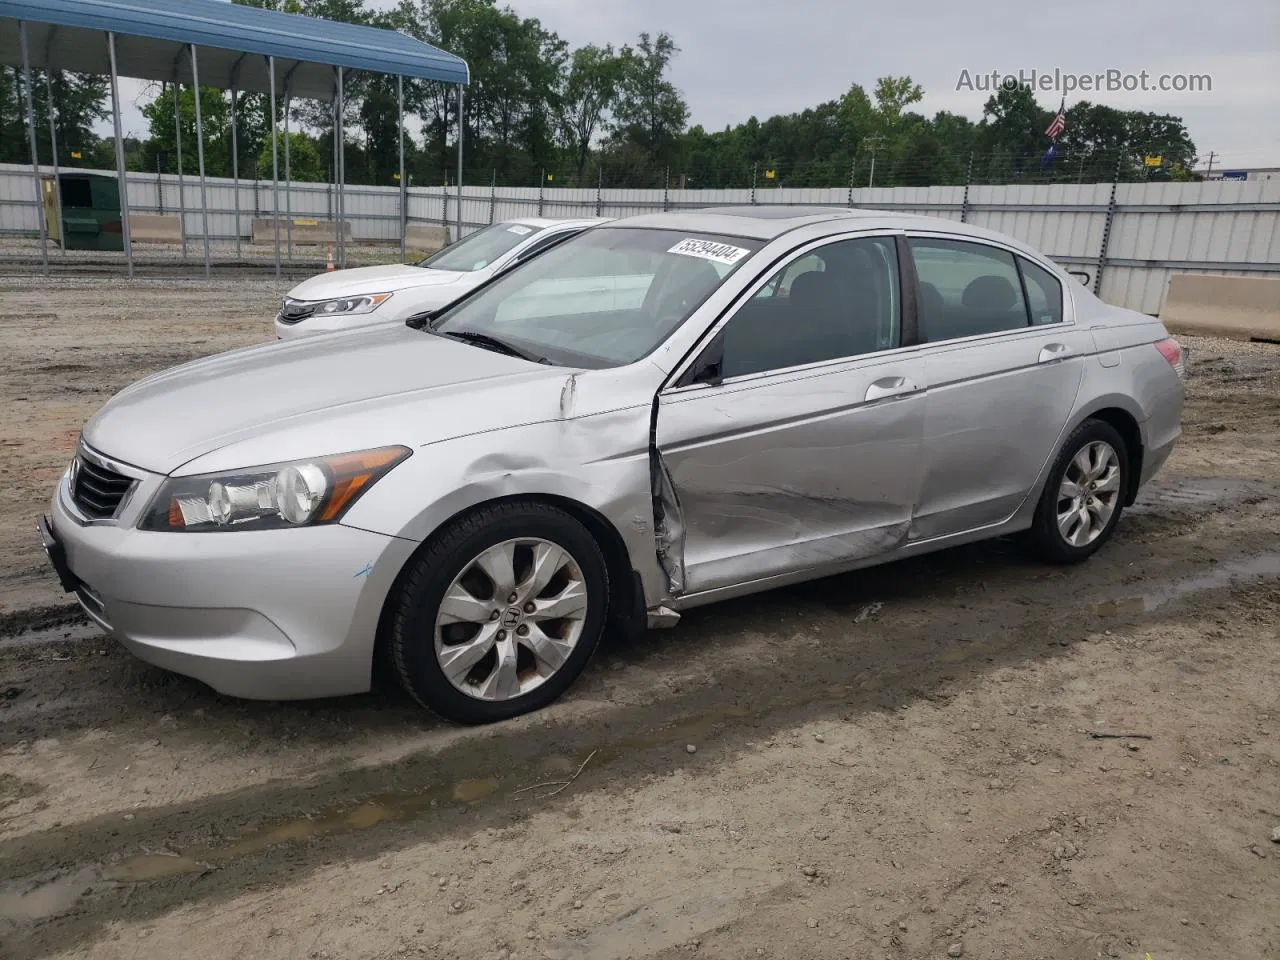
[1091,552,1280,617]
[0,619,99,651]
[0,703,770,926]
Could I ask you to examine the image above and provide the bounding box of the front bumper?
[43,473,417,700]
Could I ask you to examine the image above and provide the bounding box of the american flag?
[1045,100,1066,140]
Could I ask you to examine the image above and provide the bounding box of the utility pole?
[1204,151,1216,179]
[863,134,888,188]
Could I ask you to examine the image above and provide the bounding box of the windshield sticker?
[507,225,534,235]
[667,237,751,265]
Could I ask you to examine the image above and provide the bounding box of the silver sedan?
[40,206,1185,724]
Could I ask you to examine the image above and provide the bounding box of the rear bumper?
[1138,383,1184,490]
[44,475,418,700]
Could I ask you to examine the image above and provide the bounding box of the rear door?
[906,235,1091,541]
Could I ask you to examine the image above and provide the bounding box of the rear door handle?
[865,377,920,402]
[1038,342,1073,364]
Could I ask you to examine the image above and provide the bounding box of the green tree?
[558,44,624,181]
[975,84,1051,180]
[1059,102,1197,181]
[258,131,325,181]
[1,67,110,167]
[872,75,924,129]
[608,32,688,174]
[136,83,232,176]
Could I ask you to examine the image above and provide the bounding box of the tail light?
[1154,337,1186,380]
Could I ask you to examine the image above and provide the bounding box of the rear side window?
[1018,258,1064,325]
[908,238,1028,342]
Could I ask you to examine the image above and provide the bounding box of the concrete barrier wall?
[1159,274,1280,342]
[251,218,352,245]
[128,213,183,243]
[406,223,451,253]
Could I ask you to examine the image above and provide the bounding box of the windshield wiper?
[438,330,551,364]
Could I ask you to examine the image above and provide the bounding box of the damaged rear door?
[652,233,927,597]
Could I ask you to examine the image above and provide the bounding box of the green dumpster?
[42,172,125,252]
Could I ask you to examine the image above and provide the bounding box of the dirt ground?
[0,280,1277,960]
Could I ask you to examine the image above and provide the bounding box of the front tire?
[389,501,609,724]
[1025,419,1129,564]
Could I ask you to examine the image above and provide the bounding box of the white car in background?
[275,217,610,339]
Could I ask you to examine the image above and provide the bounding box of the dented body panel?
[655,354,927,595]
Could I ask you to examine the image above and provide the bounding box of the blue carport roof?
[0,0,468,99]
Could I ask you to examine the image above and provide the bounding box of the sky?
[106,0,1280,169]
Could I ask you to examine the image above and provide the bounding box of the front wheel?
[1025,419,1129,564]
[389,502,609,724]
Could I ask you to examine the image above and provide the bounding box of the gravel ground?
[0,280,1277,960]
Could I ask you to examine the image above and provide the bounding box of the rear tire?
[389,500,609,724]
[1025,419,1129,565]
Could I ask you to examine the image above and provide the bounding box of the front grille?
[71,454,135,519]
[277,299,315,326]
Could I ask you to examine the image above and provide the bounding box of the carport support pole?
[18,22,48,274]
[455,84,463,242]
[283,90,293,262]
[189,45,211,278]
[230,87,240,259]
[106,32,133,278]
[44,72,66,259]
[173,80,186,260]
[336,67,346,268]
[398,75,406,262]
[268,56,281,279]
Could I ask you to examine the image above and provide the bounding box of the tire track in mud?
[1,477,1278,959]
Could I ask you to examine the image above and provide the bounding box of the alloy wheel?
[433,538,589,701]
[1056,440,1122,547]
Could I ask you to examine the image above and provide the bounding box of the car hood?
[287,263,468,300]
[83,325,573,475]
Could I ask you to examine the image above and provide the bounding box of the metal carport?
[0,0,469,276]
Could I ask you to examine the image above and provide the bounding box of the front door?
[906,235,1089,540]
[654,234,928,596]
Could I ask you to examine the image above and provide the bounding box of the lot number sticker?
[507,225,534,235]
[668,238,751,265]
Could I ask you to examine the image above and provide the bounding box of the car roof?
[507,216,613,229]
[602,206,1040,252]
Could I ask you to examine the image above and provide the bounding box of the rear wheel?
[389,501,609,724]
[1025,419,1129,564]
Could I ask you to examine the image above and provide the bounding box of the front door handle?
[865,377,920,402]
[1038,342,1073,364]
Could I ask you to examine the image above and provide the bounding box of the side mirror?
[404,310,436,330]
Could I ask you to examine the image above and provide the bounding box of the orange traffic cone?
[325,248,335,272]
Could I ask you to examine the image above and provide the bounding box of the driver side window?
[717,236,901,379]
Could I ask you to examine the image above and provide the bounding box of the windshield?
[417,221,547,272]
[428,227,762,368]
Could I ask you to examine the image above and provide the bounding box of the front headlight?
[310,292,395,316]
[139,446,410,532]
